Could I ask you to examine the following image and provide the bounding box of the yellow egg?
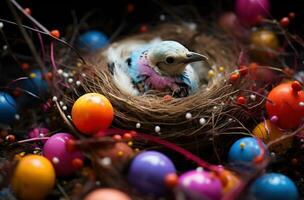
[252,120,292,153]
[250,29,279,62]
[219,170,240,194]
[11,155,56,200]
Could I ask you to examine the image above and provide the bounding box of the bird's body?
[105,39,207,97]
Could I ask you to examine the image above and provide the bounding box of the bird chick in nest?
[105,39,208,97]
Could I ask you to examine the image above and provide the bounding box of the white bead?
[250,94,256,101]
[59,101,64,106]
[52,96,58,101]
[199,118,206,125]
[63,72,69,78]
[67,115,71,119]
[196,167,204,172]
[136,123,141,129]
[14,114,20,120]
[155,126,161,133]
[62,105,67,111]
[68,78,73,83]
[76,80,81,86]
[2,45,8,50]
[185,112,192,119]
[52,157,60,164]
[213,106,218,110]
[81,73,86,77]
[299,102,304,107]
[57,69,63,74]
[160,14,166,21]
[0,22,3,29]
[100,157,111,166]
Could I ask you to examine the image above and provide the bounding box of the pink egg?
[84,188,131,200]
[235,0,270,26]
[43,133,84,176]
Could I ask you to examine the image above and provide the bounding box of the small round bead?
[199,118,206,125]
[136,123,141,129]
[155,126,161,133]
[185,112,192,119]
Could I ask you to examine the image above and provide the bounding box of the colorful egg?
[178,170,223,200]
[43,133,84,176]
[228,137,267,169]
[72,93,114,135]
[252,120,292,153]
[235,0,270,26]
[84,188,131,200]
[78,30,108,51]
[219,170,240,195]
[11,155,55,200]
[250,173,298,200]
[0,92,17,125]
[250,29,279,62]
[127,151,176,196]
[266,81,304,129]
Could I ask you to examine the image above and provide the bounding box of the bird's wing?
[181,64,199,92]
[103,38,161,95]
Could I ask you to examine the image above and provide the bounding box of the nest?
[61,23,257,153]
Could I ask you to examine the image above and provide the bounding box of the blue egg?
[16,70,48,107]
[0,92,17,125]
[127,151,176,196]
[228,137,268,169]
[250,173,298,200]
[78,30,108,51]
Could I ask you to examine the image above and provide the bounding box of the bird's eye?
[165,57,174,64]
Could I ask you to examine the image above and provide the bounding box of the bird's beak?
[183,52,208,63]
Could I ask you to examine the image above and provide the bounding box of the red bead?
[280,17,289,27]
[230,73,240,82]
[72,158,84,169]
[165,173,178,188]
[123,133,132,141]
[238,65,248,76]
[237,96,246,104]
[126,4,135,13]
[130,131,137,137]
[113,134,122,142]
[50,30,60,38]
[66,139,76,152]
[140,24,148,33]
[24,8,32,15]
[21,63,30,71]
[5,134,16,142]
[288,12,295,20]
[163,95,173,102]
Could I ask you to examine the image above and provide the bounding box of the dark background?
[0,0,304,87]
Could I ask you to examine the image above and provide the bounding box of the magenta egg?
[43,133,84,176]
[235,0,270,26]
[178,170,223,200]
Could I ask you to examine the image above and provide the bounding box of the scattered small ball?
[185,112,192,119]
[155,125,161,133]
[84,188,131,200]
[98,142,133,162]
[250,173,298,200]
[72,93,114,135]
[178,170,223,200]
[127,151,176,196]
[0,92,17,125]
[43,133,84,176]
[199,117,206,125]
[266,81,304,129]
[11,155,55,200]
[78,30,108,51]
[228,137,267,169]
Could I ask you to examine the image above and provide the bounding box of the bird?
[104,39,208,97]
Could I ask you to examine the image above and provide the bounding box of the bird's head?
[147,41,208,76]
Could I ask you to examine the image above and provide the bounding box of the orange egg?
[84,188,131,200]
[11,154,55,200]
[72,93,114,135]
[253,120,292,153]
[219,170,240,194]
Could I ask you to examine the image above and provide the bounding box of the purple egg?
[178,170,223,200]
[28,127,49,144]
[43,133,84,176]
[127,151,176,196]
[235,0,270,26]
